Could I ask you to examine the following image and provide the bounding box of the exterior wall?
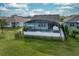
[5,22,12,27]
[64,22,79,30]
[16,22,24,27]
[6,22,25,27]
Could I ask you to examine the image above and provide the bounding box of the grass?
[0,28,79,55]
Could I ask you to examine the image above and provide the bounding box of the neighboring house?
[0,17,10,27]
[24,15,65,40]
[64,15,79,30]
[4,15,31,27]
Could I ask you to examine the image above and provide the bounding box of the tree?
[60,16,64,22]
[0,19,7,33]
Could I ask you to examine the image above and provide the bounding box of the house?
[0,17,10,27]
[64,15,79,30]
[24,15,65,40]
[4,15,31,27]
[24,15,60,31]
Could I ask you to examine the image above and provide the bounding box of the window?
[38,24,41,27]
[43,24,45,27]
[70,23,74,27]
[15,22,20,26]
[38,23,46,27]
[77,23,79,28]
[6,23,10,25]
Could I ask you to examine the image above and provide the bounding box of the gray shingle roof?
[64,15,79,22]
[31,15,60,22]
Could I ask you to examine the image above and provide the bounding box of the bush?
[14,31,24,39]
[23,26,29,31]
[16,26,21,29]
[61,25,69,40]
[70,30,79,39]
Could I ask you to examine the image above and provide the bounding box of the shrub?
[70,30,79,39]
[15,32,19,38]
[14,31,24,39]
[16,26,21,29]
[23,26,29,31]
[61,25,69,40]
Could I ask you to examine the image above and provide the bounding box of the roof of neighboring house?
[0,17,6,19]
[6,15,31,23]
[31,14,60,22]
[64,15,79,22]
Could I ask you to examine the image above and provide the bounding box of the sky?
[0,3,79,17]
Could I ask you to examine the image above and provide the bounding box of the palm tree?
[0,19,7,33]
[60,16,64,22]
[59,17,65,41]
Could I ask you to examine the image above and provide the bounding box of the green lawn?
[0,28,79,56]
